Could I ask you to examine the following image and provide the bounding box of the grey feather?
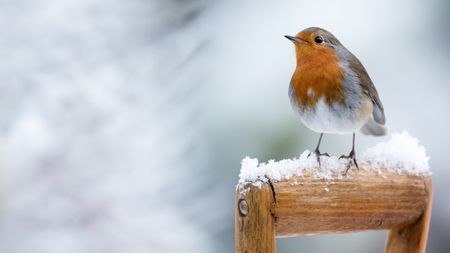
[346,51,386,125]
[360,117,387,136]
[372,104,385,125]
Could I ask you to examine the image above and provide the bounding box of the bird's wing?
[348,54,386,125]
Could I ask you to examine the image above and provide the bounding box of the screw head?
[238,199,249,217]
[375,220,383,226]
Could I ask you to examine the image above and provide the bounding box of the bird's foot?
[308,149,330,168]
[339,150,359,175]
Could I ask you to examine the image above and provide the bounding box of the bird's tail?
[360,117,387,136]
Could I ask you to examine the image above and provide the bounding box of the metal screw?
[238,199,249,217]
[375,220,383,226]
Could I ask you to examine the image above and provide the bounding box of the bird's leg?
[339,132,359,174]
[307,133,329,167]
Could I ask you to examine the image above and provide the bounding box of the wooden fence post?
[235,168,432,253]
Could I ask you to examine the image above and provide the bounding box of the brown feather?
[347,53,386,125]
[290,32,346,109]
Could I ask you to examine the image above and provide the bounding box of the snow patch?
[361,131,430,175]
[239,151,348,184]
[239,131,430,184]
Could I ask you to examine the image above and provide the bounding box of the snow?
[361,131,430,175]
[239,151,347,185]
[239,131,430,185]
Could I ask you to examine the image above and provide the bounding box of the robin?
[285,27,386,172]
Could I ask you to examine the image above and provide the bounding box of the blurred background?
[0,0,449,252]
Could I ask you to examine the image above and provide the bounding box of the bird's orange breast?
[290,45,346,109]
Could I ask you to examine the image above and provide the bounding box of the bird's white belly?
[297,97,372,134]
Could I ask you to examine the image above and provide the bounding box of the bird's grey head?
[285,27,343,48]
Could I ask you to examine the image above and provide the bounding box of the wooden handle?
[273,169,429,237]
[385,179,432,253]
[235,183,276,253]
[235,167,432,253]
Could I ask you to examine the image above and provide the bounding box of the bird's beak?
[284,35,306,44]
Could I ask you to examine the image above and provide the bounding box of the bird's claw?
[339,151,359,175]
[308,149,330,168]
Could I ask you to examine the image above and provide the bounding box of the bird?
[285,27,386,172]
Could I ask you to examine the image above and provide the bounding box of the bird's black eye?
[314,36,324,44]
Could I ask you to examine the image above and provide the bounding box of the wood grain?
[235,182,276,253]
[385,179,432,253]
[272,169,430,237]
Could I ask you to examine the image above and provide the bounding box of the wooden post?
[235,168,432,253]
[235,182,276,253]
[385,179,432,253]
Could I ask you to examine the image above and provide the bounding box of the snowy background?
[0,0,449,252]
